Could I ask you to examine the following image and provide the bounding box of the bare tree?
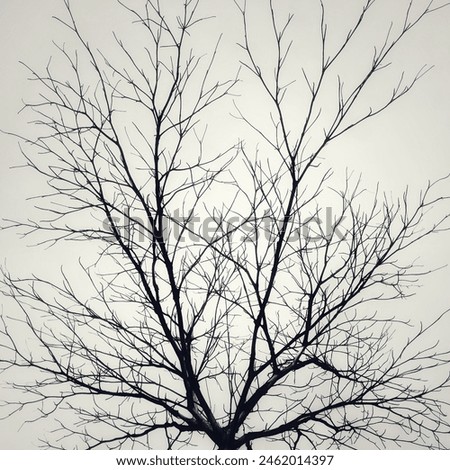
[1,0,450,450]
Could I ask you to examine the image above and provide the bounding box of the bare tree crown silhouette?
[1,0,450,450]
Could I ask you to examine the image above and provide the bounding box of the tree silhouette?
[1,0,450,450]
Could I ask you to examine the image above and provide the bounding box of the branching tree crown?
[1,0,450,450]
